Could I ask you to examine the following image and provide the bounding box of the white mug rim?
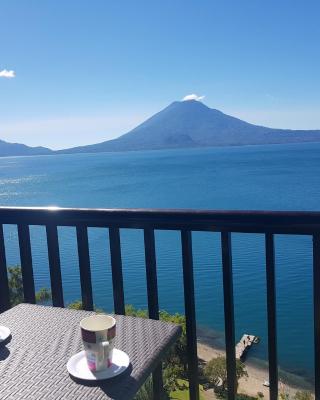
[80,314,116,332]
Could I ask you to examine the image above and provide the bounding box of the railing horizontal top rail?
[0,206,319,234]
[0,207,320,235]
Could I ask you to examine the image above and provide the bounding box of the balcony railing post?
[109,227,125,315]
[76,225,94,311]
[265,234,278,400]
[181,230,199,400]
[221,232,236,400]
[144,229,163,399]
[0,225,10,312]
[18,224,36,304]
[144,229,159,320]
[313,234,320,400]
[46,225,64,307]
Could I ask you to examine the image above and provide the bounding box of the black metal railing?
[0,206,320,400]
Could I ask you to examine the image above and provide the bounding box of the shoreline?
[197,340,313,399]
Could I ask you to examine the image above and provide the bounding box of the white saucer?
[0,325,11,342]
[67,349,130,381]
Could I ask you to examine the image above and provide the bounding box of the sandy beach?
[197,342,308,399]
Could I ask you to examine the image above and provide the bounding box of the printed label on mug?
[86,350,98,371]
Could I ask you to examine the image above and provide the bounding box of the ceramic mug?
[80,314,116,372]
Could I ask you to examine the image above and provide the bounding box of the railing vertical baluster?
[265,234,278,400]
[221,232,236,400]
[144,229,162,399]
[181,230,199,400]
[0,225,10,312]
[313,234,320,400]
[46,225,64,307]
[109,227,125,315]
[144,229,159,320]
[18,224,36,304]
[76,225,93,311]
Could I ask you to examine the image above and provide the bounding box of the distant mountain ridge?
[0,139,52,157]
[59,100,320,154]
[1,100,320,157]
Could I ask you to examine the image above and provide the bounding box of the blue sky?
[1,1,320,149]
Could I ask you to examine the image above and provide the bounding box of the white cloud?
[0,69,16,78]
[182,94,205,101]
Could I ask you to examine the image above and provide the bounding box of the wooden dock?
[235,334,259,360]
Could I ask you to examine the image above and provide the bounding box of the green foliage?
[67,300,104,313]
[278,382,292,400]
[294,391,313,400]
[133,376,170,400]
[134,377,155,400]
[279,391,290,400]
[125,305,187,396]
[213,392,257,400]
[169,379,206,400]
[159,310,188,373]
[8,266,24,306]
[204,356,248,393]
[163,364,184,392]
[68,300,85,310]
[8,266,51,306]
[235,395,258,400]
[125,304,148,318]
[257,392,264,398]
[125,305,187,371]
[35,287,51,303]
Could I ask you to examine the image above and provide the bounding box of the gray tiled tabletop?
[0,304,181,399]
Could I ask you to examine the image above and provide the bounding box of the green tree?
[8,266,51,306]
[35,287,52,303]
[162,363,184,392]
[124,305,188,396]
[133,376,169,400]
[294,391,313,400]
[159,310,188,373]
[204,356,248,393]
[133,377,154,400]
[125,305,187,373]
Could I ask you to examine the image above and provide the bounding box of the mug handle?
[101,341,110,358]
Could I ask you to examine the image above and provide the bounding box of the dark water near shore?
[0,143,319,387]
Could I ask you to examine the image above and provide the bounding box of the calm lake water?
[1,143,319,387]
